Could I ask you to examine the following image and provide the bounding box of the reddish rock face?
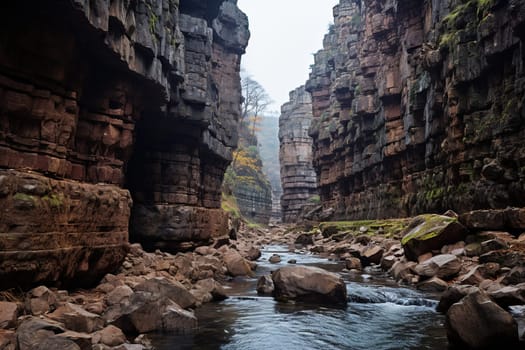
[306,0,525,220]
[0,0,248,288]
[0,170,130,289]
[279,86,318,222]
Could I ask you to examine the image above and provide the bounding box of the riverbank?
[2,208,525,349]
[151,244,446,350]
[0,224,269,350]
[268,209,525,349]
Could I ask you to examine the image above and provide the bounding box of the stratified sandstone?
[0,0,248,288]
[279,86,318,222]
[306,0,525,220]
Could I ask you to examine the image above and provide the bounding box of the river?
[150,245,448,349]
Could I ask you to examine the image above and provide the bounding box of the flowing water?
[151,245,448,350]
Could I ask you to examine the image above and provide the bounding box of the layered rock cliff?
[257,116,283,222]
[0,0,248,288]
[279,86,318,222]
[307,0,525,220]
[225,130,272,225]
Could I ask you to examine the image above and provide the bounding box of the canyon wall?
[257,116,283,222]
[279,86,318,222]
[0,0,248,288]
[307,0,525,220]
[226,127,272,225]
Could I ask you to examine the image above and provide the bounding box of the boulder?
[55,330,92,350]
[222,249,254,277]
[16,317,66,350]
[295,233,314,245]
[134,277,196,309]
[464,242,482,256]
[401,215,467,261]
[446,291,519,349]
[345,257,362,271]
[272,266,347,305]
[437,285,479,313]
[390,261,417,282]
[269,254,281,264]
[460,208,525,231]
[361,246,383,266]
[414,254,461,280]
[244,246,261,261]
[478,262,500,279]
[93,325,126,347]
[190,278,228,304]
[0,329,16,350]
[441,241,465,255]
[0,302,17,329]
[256,275,275,295]
[417,276,449,292]
[25,286,57,316]
[481,238,509,254]
[380,255,396,270]
[48,303,104,333]
[108,291,194,334]
[105,285,134,306]
[479,250,524,268]
[502,266,525,285]
[32,336,81,350]
[161,303,198,334]
[194,246,216,256]
[489,285,525,308]
[460,209,506,230]
[458,266,485,286]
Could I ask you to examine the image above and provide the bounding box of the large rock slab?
[16,317,66,350]
[133,277,196,310]
[460,208,525,231]
[0,302,17,329]
[272,266,347,305]
[107,292,196,334]
[222,249,254,277]
[446,291,519,349]
[0,170,130,289]
[48,303,104,333]
[414,254,461,280]
[401,215,468,261]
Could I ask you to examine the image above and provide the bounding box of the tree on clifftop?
[241,75,272,139]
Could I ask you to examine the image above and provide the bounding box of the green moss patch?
[42,193,63,208]
[221,193,241,219]
[400,214,458,245]
[319,218,411,239]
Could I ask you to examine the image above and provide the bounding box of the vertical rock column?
[279,86,318,223]
[128,1,250,251]
[307,0,525,220]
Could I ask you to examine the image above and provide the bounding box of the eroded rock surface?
[307,0,525,220]
[0,0,249,287]
[279,86,318,222]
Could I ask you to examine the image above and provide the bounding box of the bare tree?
[241,75,272,138]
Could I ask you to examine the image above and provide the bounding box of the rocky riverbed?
[0,223,268,350]
[2,208,525,349]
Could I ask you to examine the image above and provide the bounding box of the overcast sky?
[237,0,340,115]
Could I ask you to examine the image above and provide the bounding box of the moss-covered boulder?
[401,214,468,261]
